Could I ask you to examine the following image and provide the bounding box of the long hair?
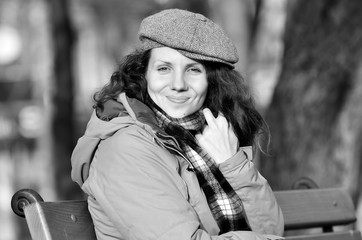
[204,63,267,147]
[93,50,151,111]
[93,49,267,148]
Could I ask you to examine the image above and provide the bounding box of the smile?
[166,96,189,104]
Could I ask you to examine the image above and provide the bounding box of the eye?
[187,67,202,74]
[157,66,171,73]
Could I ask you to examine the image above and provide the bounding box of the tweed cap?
[138,9,238,68]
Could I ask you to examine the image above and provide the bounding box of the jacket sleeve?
[218,149,284,236]
[84,127,283,240]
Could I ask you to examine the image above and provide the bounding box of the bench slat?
[274,188,356,230]
[284,230,362,240]
[24,200,96,240]
[12,188,361,240]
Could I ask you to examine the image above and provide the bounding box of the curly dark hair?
[93,49,150,110]
[93,49,267,148]
[204,63,267,146]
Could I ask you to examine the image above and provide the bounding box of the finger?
[195,132,201,141]
[215,112,229,127]
[202,108,217,128]
[216,112,227,122]
[195,132,206,145]
[195,130,204,138]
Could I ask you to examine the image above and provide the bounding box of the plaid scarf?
[145,96,250,233]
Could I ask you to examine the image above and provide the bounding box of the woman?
[71,8,284,240]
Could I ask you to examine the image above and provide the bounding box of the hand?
[195,108,239,164]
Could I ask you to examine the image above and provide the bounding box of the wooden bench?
[11,188,362,240]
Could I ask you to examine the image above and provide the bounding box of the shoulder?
[100,124,157,157]
[93,124,178,177]
[112,124,153,143]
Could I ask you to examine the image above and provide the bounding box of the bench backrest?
[11,189,96,240]
[23,201,96,240]
[274,188,356,231]
[12,188,361,240]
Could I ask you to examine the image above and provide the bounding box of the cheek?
[199,91,208,106]
[147,71,170,89]
[146,73,160,93]
[196,81,208,99]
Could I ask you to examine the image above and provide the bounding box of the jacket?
[71,93,284,240]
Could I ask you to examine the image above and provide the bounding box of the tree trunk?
[48,0,81,200]
[261,0,362,208]
[209,0,261,73]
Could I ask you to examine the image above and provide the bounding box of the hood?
[71,93,161,187]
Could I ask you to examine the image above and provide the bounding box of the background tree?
[48,0,81,200]
[261,0,362,210]
[209,0,262,74]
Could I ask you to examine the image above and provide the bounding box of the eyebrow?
[154,60,172,65]
[154,60,203,67]
[186,62,203,68]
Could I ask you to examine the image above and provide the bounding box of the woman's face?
[146,47,208,118]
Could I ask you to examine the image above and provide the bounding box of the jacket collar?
[116,93,183,150]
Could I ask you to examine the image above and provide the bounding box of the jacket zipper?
[154,137,195,171]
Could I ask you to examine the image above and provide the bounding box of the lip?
[166,96,190,104]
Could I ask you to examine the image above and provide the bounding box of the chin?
[166,111,188,118]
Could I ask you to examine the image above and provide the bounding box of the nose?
[170,72,188,91]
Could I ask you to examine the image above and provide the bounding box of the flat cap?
[138,9,238,68]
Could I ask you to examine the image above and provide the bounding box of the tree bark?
[48,0,81,200]
[261,0,362,207]
[209,0,261,73]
